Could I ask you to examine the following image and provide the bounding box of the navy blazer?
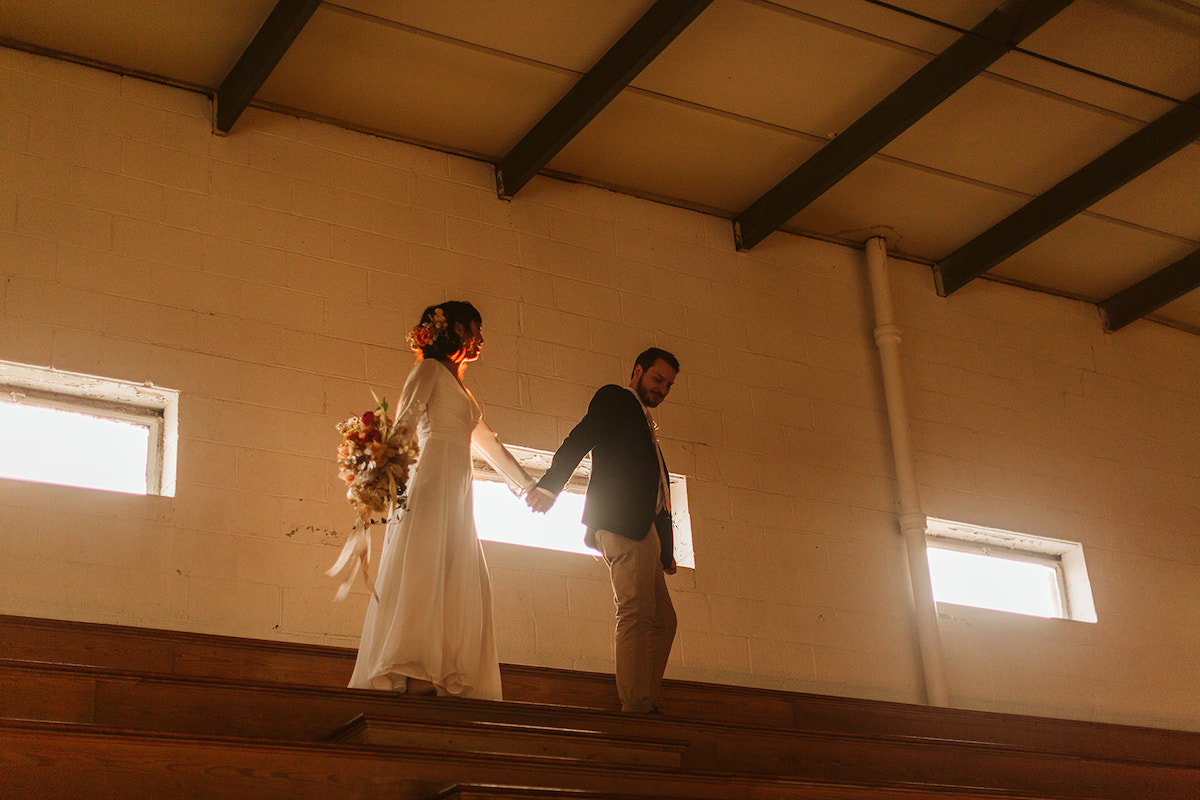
[536,384,675,570]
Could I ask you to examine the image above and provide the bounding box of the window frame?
[0,361,179,496]
[925,517,1097,623]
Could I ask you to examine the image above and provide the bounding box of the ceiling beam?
[1099,249,1200,332]
[495,0,712,199]
[734,0,1074,251]
[936,90,1200,296]
[214,0,322,134]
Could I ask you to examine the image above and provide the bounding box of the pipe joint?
[874,323,902,347]
[899,511,928,538]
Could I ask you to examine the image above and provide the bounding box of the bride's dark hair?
[412,301,482,360]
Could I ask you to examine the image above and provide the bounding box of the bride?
[347,301,533,699]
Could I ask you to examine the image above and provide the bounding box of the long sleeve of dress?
[471,419,534,495]
[392,360,438,433]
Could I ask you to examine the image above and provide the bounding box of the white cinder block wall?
[2,49,1198,732]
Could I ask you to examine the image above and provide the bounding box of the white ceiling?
[2,0,1199,333]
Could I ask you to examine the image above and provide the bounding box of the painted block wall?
[1,49,1197,731]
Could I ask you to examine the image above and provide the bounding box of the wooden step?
[0,613,356,688]
[430,788,689,800]
[0,718,1098,800]
[332,715,685,768]
[5,658,1199,799]
[431,788,674,800]
[0,657,676,747]
[6,613,1200,770]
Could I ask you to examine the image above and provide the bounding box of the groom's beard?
[635,375,665,408]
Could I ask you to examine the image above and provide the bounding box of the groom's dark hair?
[632,347,679,377]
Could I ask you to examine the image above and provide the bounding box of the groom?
[527,348,679,713]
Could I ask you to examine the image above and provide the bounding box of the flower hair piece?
[406,307,448,351]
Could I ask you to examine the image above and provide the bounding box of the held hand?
[525,489,556,514]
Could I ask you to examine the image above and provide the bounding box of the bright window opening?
[473,445,694,568]
[473,480,593,556]
[0,403,151,494]
[926,517,1096,623]
[927,545,1064,618]
[0,361,178,496]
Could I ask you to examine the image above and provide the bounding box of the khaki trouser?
[594,526,677,713]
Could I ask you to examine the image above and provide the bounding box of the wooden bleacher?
[2,614,1198,799]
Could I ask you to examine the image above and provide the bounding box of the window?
[0,361,178,496]
[925,517,1096,622]
[472,445,694,568]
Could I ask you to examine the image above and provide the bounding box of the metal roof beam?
[214,0,321,134]
[1100,249,1200,332]
[495,0,712,199]
[936,91,1200,296]
[734,0,1074,251]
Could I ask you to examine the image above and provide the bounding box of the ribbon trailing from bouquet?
[326,514,375,602]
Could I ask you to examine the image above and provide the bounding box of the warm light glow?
[927,545,1064,619]
[473,480,593,556]
[0,402,150,494]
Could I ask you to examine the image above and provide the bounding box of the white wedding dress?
[348,358,532,699]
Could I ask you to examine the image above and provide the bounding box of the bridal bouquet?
[326,394,419,601]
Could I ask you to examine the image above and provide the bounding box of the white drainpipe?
[864,236,949,707]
